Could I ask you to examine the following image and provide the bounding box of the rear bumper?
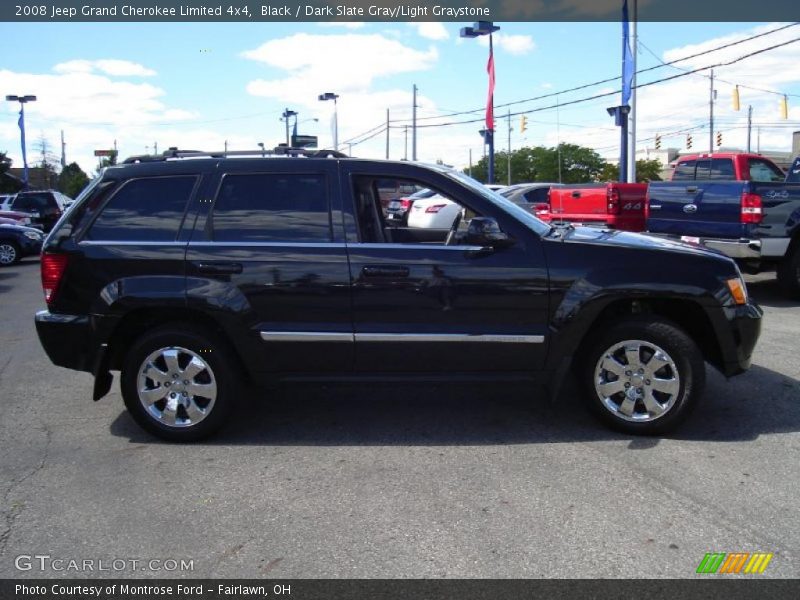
[718,302,763,377]
[682,236,790,260]
[35,311,94,373]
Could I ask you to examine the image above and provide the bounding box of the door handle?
[195,262,243,275]
[686,186,700,194]
[362,265,410,278]
[571,191,581,198]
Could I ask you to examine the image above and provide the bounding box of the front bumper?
[718,302,763,376]
[35,311,94,373]
[681,236,790,260]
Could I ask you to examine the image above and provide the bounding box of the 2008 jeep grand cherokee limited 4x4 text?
[35,149,762,441]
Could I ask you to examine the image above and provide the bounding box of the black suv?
[7,190,71,232]
[35,150,762,441]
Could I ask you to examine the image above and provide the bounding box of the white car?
[407,194,462,229]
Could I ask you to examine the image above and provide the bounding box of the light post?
[5,95,36,189]
[257,142,265,157]
[318,92,339,151]
[460,21,499,184]
[281,108,297,146]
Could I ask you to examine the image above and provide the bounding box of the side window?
[748,159,785,183]
[211,173,331,242]
[523,188,549,203]
[672,160,696,180]
[13,193,51,212]
[86,176,196,241]
[710,159,735,179]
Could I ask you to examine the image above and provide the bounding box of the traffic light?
[716,131,722,147]
[686,134,692,150]
[732,85,740,111]
[655,134,661,150]
[520,115,528,133]
[781,95,789,120]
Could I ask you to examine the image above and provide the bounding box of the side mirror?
[464,217,514,249]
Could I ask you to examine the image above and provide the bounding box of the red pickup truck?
[546,182,648,231]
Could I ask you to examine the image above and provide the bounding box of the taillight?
[741,192,762,224]
[425,204,448,213]
[41,253,69,306]
[532,202,550,216]
[400,198,412,210]
[607,187,621,214]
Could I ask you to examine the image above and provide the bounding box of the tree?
[58,162,90,198]
[0,152,23,193]
[465,143,606,185]
[34,134,60,189]
[599,159,664,183]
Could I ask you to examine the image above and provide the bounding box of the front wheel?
[121,325,238,442]
[777,245,800,299]
[0,241,20,266]
[579,317,705,435]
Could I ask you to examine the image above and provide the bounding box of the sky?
[1,19,799,176]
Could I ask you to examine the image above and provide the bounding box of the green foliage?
[599,159,664,183]
[0,152,22,193]
[58,162,90,198]
[466,143,607,185]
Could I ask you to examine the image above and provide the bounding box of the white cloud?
[478,33,536,56]
[318,22,365,29]
[242,33,438,97]
[54,59,156,77]
[408,23,449,41]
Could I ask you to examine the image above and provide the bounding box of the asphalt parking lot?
[0,255,798,579]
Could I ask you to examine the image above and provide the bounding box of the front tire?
[121,325,237,442]
[777,245,800,299]
[579,317,705,435]
[0,241,20,266]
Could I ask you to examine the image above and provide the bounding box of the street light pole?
[460,21,500,184]
[318,93,339,150]
[282,108,297,146]
[5,95,36,189]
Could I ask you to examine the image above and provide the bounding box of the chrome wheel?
[0,243,17,265]
[593,339,680,423]
[136,346,217,428]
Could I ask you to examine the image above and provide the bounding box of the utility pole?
[385,108,390,160]
[507,108,512,185]
[709,69,715,153]
[154,141,158,155]
[403,126,408,160]
[469,148,472,177]
[412,84,417,161]
[224,140,228,156]
[627,0,638,183]
[60,130,66,167]
[746,106,753,153]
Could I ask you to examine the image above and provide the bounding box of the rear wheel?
[121,325,237,442]
[579,317,705,435]
[0,241,20,266]
[777,245,800,298]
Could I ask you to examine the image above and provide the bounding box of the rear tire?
[777,245,800,299]
[0,241,20,266]
[121,325,237,442]
[578,317,705,435]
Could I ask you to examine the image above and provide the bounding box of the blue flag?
[622,0,634,106]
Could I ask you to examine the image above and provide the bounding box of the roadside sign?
[93,149,117,157]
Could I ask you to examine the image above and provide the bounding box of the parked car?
[500,183,563,217]
[376,179,425,216]
[648,152,800,297]
[386,187,436,224]
[35,150,762,441]
[406,194,461,229]
[0,221,44,265]
[4,190,72,232]
[0,209,37,229]
[548,182,648,231]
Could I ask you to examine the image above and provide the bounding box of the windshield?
[445,171,552,236]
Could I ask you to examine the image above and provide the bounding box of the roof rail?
[122,146,349,164]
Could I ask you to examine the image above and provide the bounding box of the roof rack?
[122,146,350,164]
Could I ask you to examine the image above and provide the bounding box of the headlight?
[24,230,42,240]
[726,277,748,305]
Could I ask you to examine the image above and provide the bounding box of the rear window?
[748,159,785,183]
[86,176,196,241]
[672,160,696,180]
[709,158,735,179]
[13,192,54,212]
[211,173,330,242]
